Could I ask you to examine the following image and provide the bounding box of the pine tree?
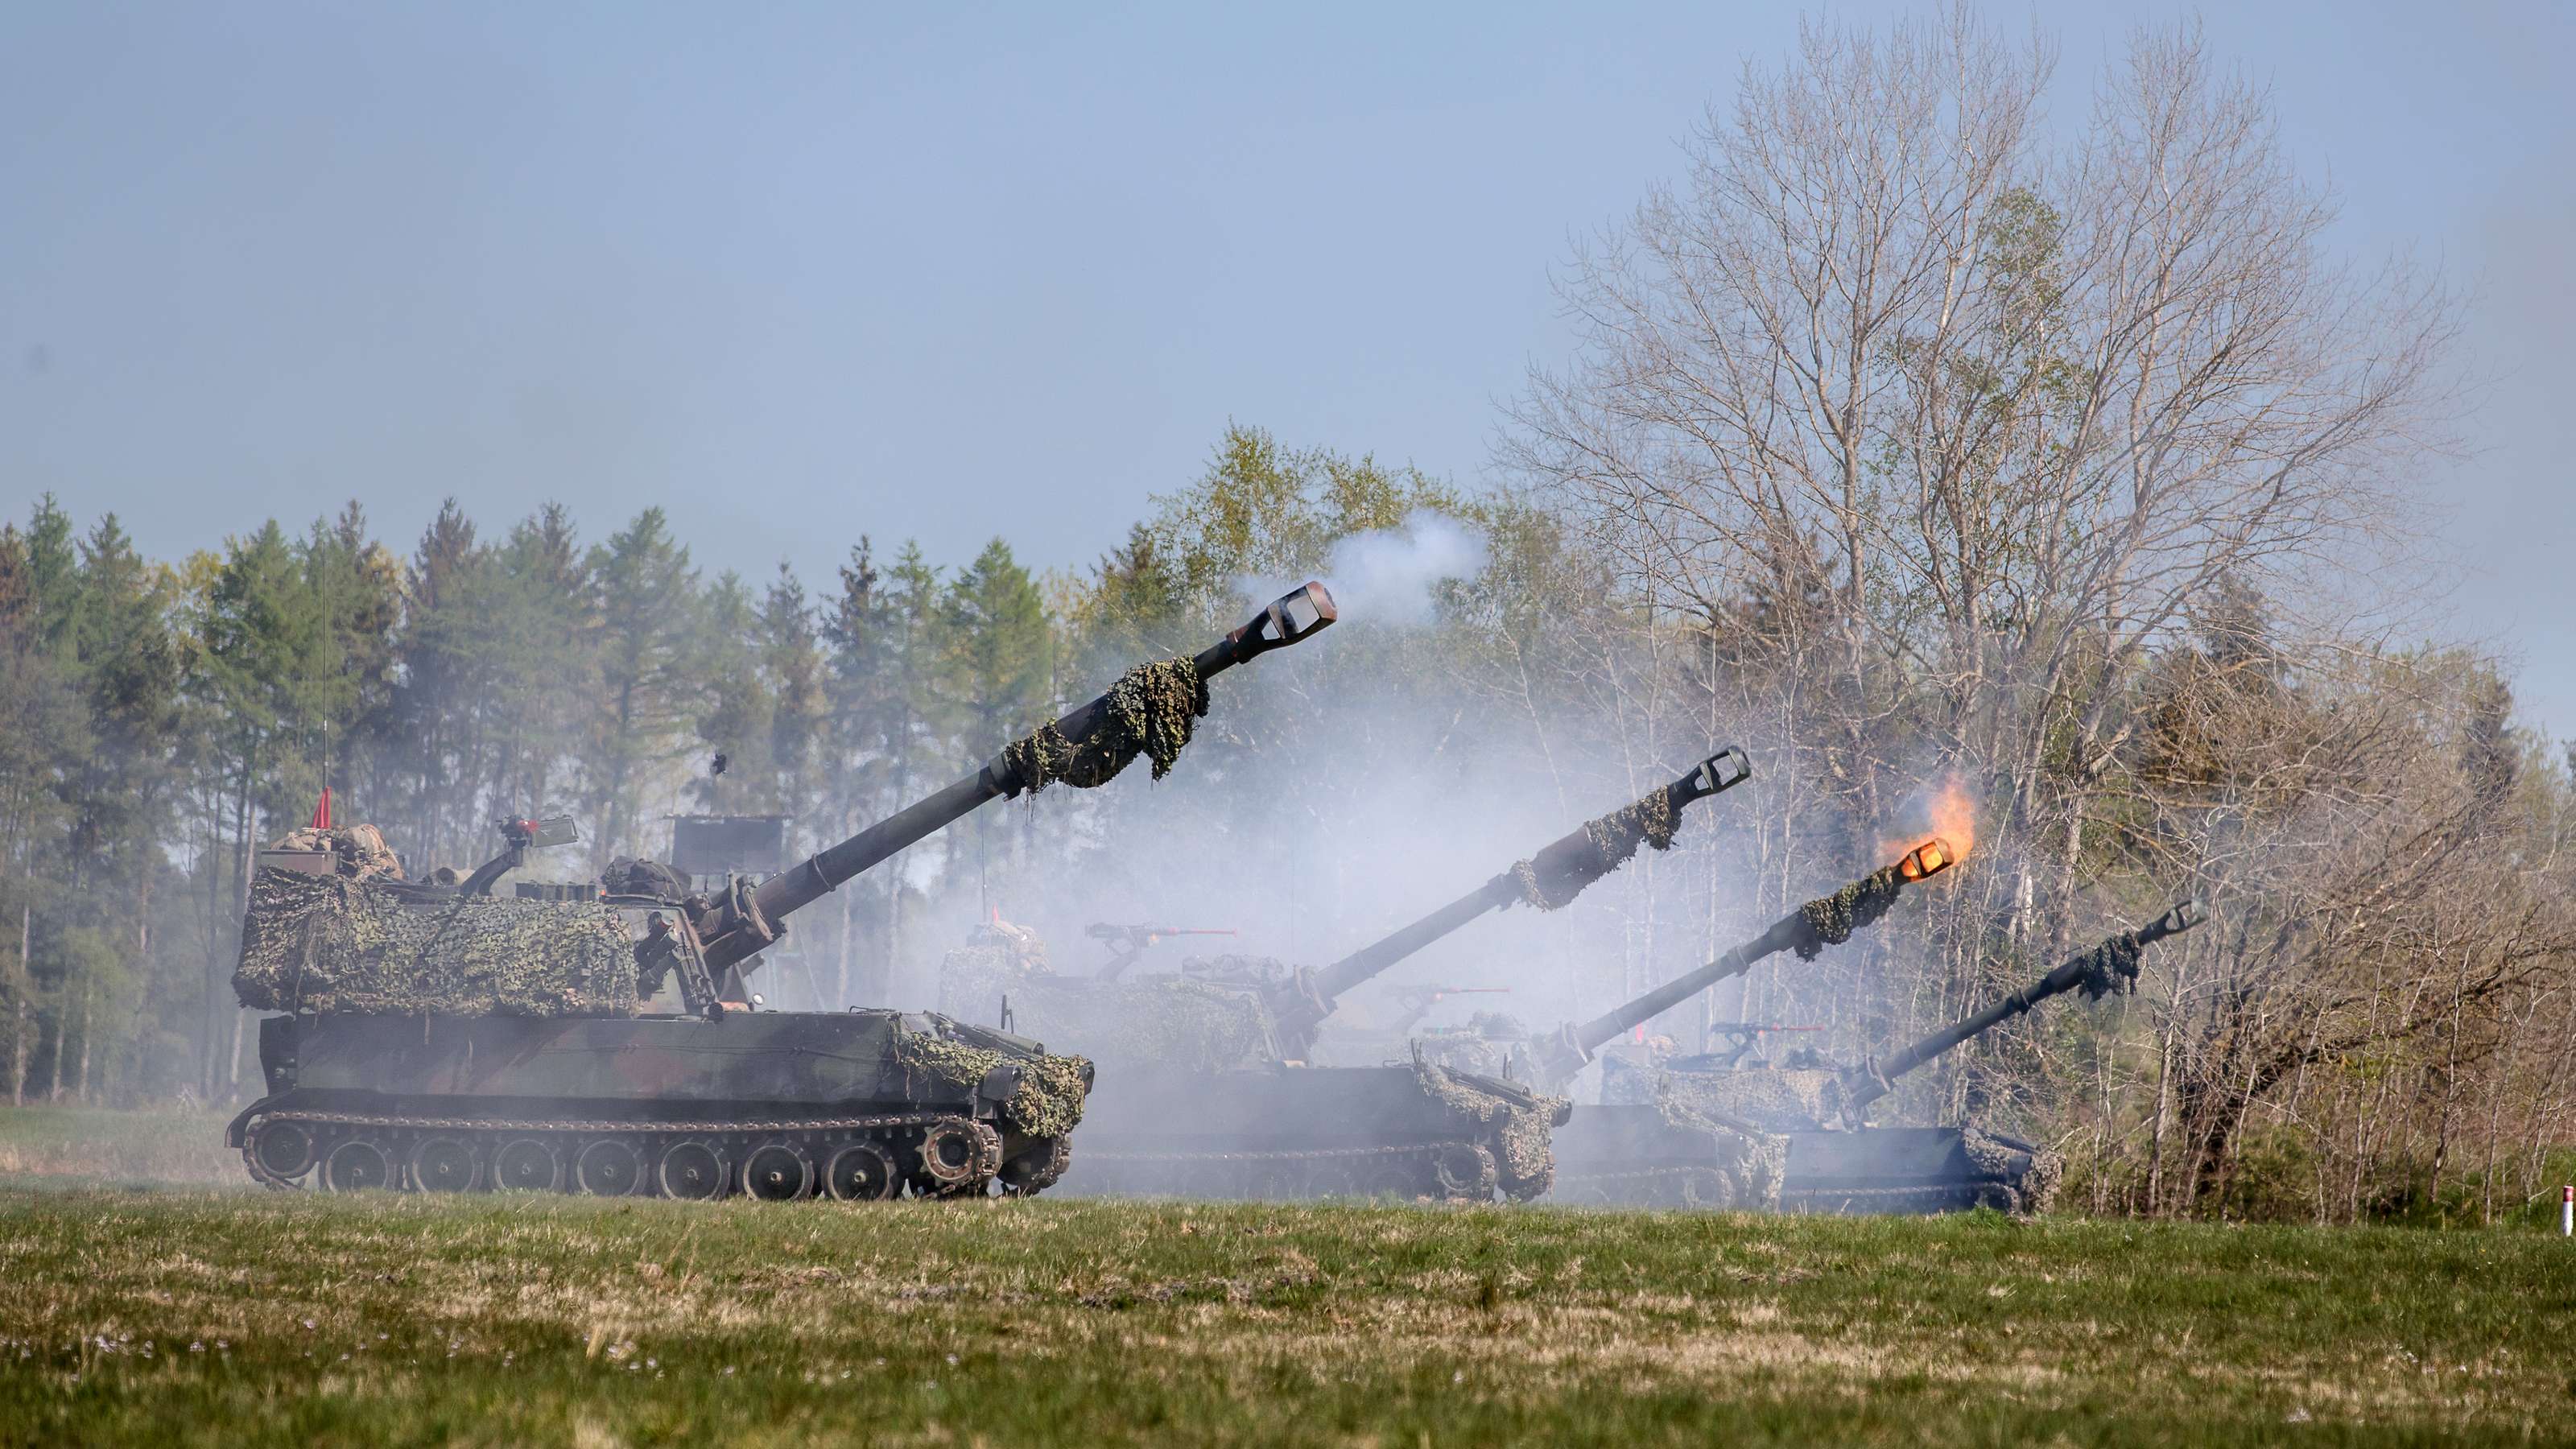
[943,539,1051,908]
[583,509,700,865]
[488,504,593,832]
[760,564,828,832]
[688,570,776,812]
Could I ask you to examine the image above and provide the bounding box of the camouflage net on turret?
[233,868,637,1016]
[893,1030,1092,1142]
[264,824,403,881]
[1413,1059,1566,1200]
[1792,862,1910,960]
[1010,976,1278,1075]
[1658,1067,1845,1134]
[937,927,1051,1022]
[1000,658,1209,796]
[1510,788,1680,910]
[938,927,1279,1075]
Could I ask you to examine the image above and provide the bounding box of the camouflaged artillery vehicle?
[1526,835,1959,1208]
[1311,993,1525,1077]
[225,584,1338,1201]
[1547,898,2203,1215]
[941,749,1752,1202]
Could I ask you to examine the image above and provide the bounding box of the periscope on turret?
[222,584,1338,1202]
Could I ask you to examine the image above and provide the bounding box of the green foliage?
[1139,422,1463,625]
[583,509,700,862]
[943,538,1051,757]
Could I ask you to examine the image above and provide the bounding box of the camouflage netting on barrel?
[1413,1060,1565,1200]
[1793,863,1909,960]
[2071,931,2145,1000]
[234,869,637,1016]
[1510,789,1679,911]
[1001,658,1209,795]
[1009,976,1276,1075]
[893,1032,1092,1141]
[1961,1125,2064,1214]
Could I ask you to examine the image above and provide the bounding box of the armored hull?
[1053,1058,1567,1203]
[229,1008,1091,1201]
[1547,1105,2050,1214]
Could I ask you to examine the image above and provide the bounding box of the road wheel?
[742,1142,812,1201]
[914,1120,983,1195]
[1431,1143,1499,1202]
[252,1121,316,1181]
[1971,1183,2023,1215]
[1360,1160,1423,1200]
[320,1137,393,1193]
[656,1140,730,1200]
[824,1141,901,1202]
[574,1138,644,1197]
[407,1136,481,1194]
[1678,1167,1738,1211]
[491,1137,559,1193]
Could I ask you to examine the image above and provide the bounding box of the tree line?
[3,10,2569,1224]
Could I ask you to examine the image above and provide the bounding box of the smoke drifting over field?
[870,601,1923,1106]
[1236,509,1491,631]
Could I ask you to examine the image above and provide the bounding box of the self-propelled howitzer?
[1526,836,1958,1092]
[1834,900,2203,1121]
[968,750,1752,1202]
[1552,902,2203,1214]
[225,585,1336,1203]
[1262,748,1751,1058]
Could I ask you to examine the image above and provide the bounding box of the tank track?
[1554,1166,2021,1215]
[1777,1181,2023,1215]
[1549,1164,1760,1209]
[237,1105,1021,1201]
[1075,1137,1519,1203]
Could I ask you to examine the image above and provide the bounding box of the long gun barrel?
[697,583,1338,974]
[1838,899,2202,1118]
[1531,836,1958,1088]
[1266,749,1752,1052]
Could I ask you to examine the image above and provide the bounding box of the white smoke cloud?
[1241,509,1488,628]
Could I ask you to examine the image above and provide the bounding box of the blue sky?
[3,2,2568,727]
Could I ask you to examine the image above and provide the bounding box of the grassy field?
[1,1112,2572,1446]
[0,1105,237,1186]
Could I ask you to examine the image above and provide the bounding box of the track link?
[1073,1137,1521,1203]
[239,1106,1026,1201]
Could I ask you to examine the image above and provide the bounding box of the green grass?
[0,1105,237,1186]
[1,1115,2572,1446]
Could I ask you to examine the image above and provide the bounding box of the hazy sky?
[4,2,2568,728]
